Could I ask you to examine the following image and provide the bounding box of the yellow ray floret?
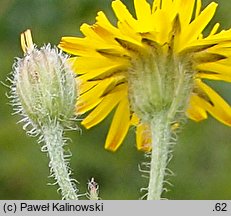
[105,96,130,151]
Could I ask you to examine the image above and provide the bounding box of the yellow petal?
[196,61,231,82]
[81,84,127,129]
[197,73,231,83]
[116,21,143,45]
[179,2,217,50]
[130,113,139,126]
[20,29,34,53]
[96,10,141,46]
[151,10,172,44]
[196,80,231,126]
[59,37,99,56]
[73,55,128,75]
[81,23,103,40]
[79,64,127,82]
[60,35,119,57]
[136,123,152,151]
[134,0,153,32]
[208,45,231,57]
[112,0,138,31]
[185,29,231,50]
[161,0,173,12]
[81,24,123,50]
[195,0,202,18]
[134,0,151,20]
[105,96,130,151]
[152,0,161,12]
[96,11,120,36]
[209,23,220,36]
[175,0,195,26]
[77,78,122,114]
[77,97,103,115]
[79,80,99,94]
[78,79,112,102]
[187,94,208,121]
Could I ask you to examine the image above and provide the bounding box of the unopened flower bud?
[12,44,77,131]
[9,30,79,199]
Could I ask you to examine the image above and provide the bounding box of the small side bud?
[87,178,100,200]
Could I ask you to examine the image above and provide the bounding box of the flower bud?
[12,44,77,130]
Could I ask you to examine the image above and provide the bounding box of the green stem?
[147,115,172,200]
[42,122,78,200]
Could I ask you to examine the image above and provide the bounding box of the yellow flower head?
[59,0,231,151]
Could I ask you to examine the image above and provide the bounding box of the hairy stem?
[147,115,172,200]
[42,122,78,200]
